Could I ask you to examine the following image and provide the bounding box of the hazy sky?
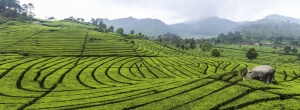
[19,0,300,24]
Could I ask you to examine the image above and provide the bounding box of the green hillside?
[0,20,299,110]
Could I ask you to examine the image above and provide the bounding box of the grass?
[0,20,299,109]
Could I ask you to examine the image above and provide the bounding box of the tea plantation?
[0,21,299,110]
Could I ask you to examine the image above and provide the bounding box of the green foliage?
[290,41,300,46]
[1,20,300,110]
[107,25,114,32]
[0,0,36,21]
[130,30,134,34]
[201,42,212,52]
[238,21,300,41]
[212,49,221,57]
[116,28,124,35]
[246,48,258,61]
[64,16,85,23]
[291,48,298,54]
[189,38,196,49]
[217,31,243,44]
[284,46,292,54]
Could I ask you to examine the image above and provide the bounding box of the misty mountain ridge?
[265,14,300,24]
[102,14,300,38]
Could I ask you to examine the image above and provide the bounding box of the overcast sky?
[19,0,300,24]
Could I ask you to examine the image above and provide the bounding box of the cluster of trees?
[89,18,149,40]
[123,31,150,40]
[90,18,117,33]
[217,31,300,46]
[0,0,35,21]
[290,41,300,46]
[217,31,243,44]
[46,16,56,21]
[156,33,196,50]
[156,33,221,57]
[64,16,85,22]
[238,21,300,40]
[283,46,298,54]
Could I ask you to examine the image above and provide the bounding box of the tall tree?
[185,38,190,45]
[0,0,22,17]
[27,3,34,22]
[189,38,196,49]
[21,3,28,15]
[91,18,96,25]
[283,46,292,54]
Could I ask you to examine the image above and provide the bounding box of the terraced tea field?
[0,21,300,109]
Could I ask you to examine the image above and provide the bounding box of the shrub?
[22,53,29,57]
[246,48,258,61]
[212,49,221,57]
[291,48,298,54]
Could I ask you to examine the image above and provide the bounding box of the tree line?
[0,0,35,21]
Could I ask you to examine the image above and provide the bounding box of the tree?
[47,16,56,20]
[130,30,134,34]
[131,40,135,45]
[246,48,258,61]
[291,48,298,54]
[283,46,292,54]
[259,43,262,49]
[116,28,124,35]
[27,3,35,22]
[107,25,114,32]
[189,38,196,49]
[80,18,84,22]
[201,42,212,52]
[21,3,28,15]
[185,38,190,45]
[212,49,221,57]
[90,18,96,25]
[0,0,22,18]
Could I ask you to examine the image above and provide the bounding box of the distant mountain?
[102,14,300,38]
[102,16,238,37]
[265,14,300,24]
[175,17,238,36]
[103,17,170,37]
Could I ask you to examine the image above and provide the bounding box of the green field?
[0,21,300,110]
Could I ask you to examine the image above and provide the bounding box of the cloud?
[19,0,300,24]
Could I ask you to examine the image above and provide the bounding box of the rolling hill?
[0,20,299,109]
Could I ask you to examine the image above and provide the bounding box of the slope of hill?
[0,20,187,57]
[0,20,299,109]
